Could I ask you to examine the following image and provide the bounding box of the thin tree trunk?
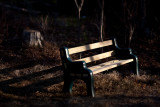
[74,0,84,20]
[74,0,84,59]
[128,25,135,47]
[100,0,104,42]
[97,0,104,42]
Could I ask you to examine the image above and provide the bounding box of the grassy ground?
[1,67,160,106]
[0,7,160,106]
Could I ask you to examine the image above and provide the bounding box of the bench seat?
[89,59,134,74]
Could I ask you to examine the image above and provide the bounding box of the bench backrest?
[68,40,115,63]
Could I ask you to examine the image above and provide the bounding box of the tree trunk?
[23,30,43,47]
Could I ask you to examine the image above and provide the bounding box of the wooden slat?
[89,60,120,70]
[75,51,115,63]
[88,59,134,74]
[69,40,113,54]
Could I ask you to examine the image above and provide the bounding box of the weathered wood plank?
[75,51,115,63]
[69,40,113,54]
[89,59,134,74]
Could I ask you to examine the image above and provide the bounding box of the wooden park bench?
[60,38,139,97]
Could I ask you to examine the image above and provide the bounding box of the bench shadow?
[0,61,36,75]
[0,65,63,96]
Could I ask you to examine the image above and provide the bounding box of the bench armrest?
[60,47,92,76]
[68,61,93,78]
[112,38,135,59]
[70,61,93,73]
[116,47,132,54]
[69,61,87,70]
[115,47,133,58]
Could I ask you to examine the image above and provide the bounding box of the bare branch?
[74,0,79,9]
[92,23,100,31]
[80,0,84,10]
[97,0,104,9]
[74,0,84,19]
[0,3,40,14]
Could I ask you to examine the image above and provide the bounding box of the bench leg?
[63,78,74,94]
[131,56,139,76]
[85,74,95,97]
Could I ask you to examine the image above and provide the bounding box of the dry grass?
[1,66,160,106]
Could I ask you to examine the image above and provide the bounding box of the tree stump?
[23,30,44,47]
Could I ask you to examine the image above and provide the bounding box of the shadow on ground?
[0,64,63,96]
